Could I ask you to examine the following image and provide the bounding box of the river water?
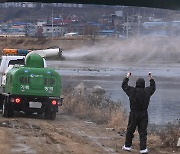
[47,60,180,125]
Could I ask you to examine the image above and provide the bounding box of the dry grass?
[61,85,127,130]
[61,85,180,151]
[0,37,50,52]
[158,122,180,150]
[0,37,93,52]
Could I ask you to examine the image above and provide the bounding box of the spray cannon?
[26,47,64,60]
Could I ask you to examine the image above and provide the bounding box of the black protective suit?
[122,77,156,150]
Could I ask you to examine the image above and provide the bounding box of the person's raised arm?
[122,72,133,96]
[147,72,156,95]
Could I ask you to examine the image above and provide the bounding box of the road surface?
[0,111,177,154]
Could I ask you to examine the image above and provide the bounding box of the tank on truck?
[0,47,62,89]
[28,48,64,60]
[0,52,47,89]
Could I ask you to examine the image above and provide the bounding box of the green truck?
[2,53,62,120]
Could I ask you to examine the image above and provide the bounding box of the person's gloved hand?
[127,72,131,78]
[148,72,152,79]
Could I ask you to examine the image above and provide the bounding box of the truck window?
[8,59,25,66]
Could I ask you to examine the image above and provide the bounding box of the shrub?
[158,122,180,150]
[61,85,127,129]
[15,38,24,44]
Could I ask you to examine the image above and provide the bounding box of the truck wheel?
[44,110,56,120]
[49,111,56,120]
[3,103,14,117]
[2,103,8,117]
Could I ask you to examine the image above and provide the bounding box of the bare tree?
[84,25,99,44]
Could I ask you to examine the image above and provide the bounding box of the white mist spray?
[63,36,180,63]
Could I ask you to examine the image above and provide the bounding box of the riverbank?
[60,84,180,153]
[47,59,180,125]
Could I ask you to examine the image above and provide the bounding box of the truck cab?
[0,56,25,88]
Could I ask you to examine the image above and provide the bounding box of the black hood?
[136,78,145,88]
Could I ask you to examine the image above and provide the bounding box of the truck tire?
[49,111,56,120]
[2,103,8,117]
[2,102,14,117]
[44,109,56,120]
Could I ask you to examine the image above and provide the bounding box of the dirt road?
[0,111,177,154]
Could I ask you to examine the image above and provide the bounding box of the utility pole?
[51,9,54,38]
[126,16,129,39]
[137,15,142,38]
